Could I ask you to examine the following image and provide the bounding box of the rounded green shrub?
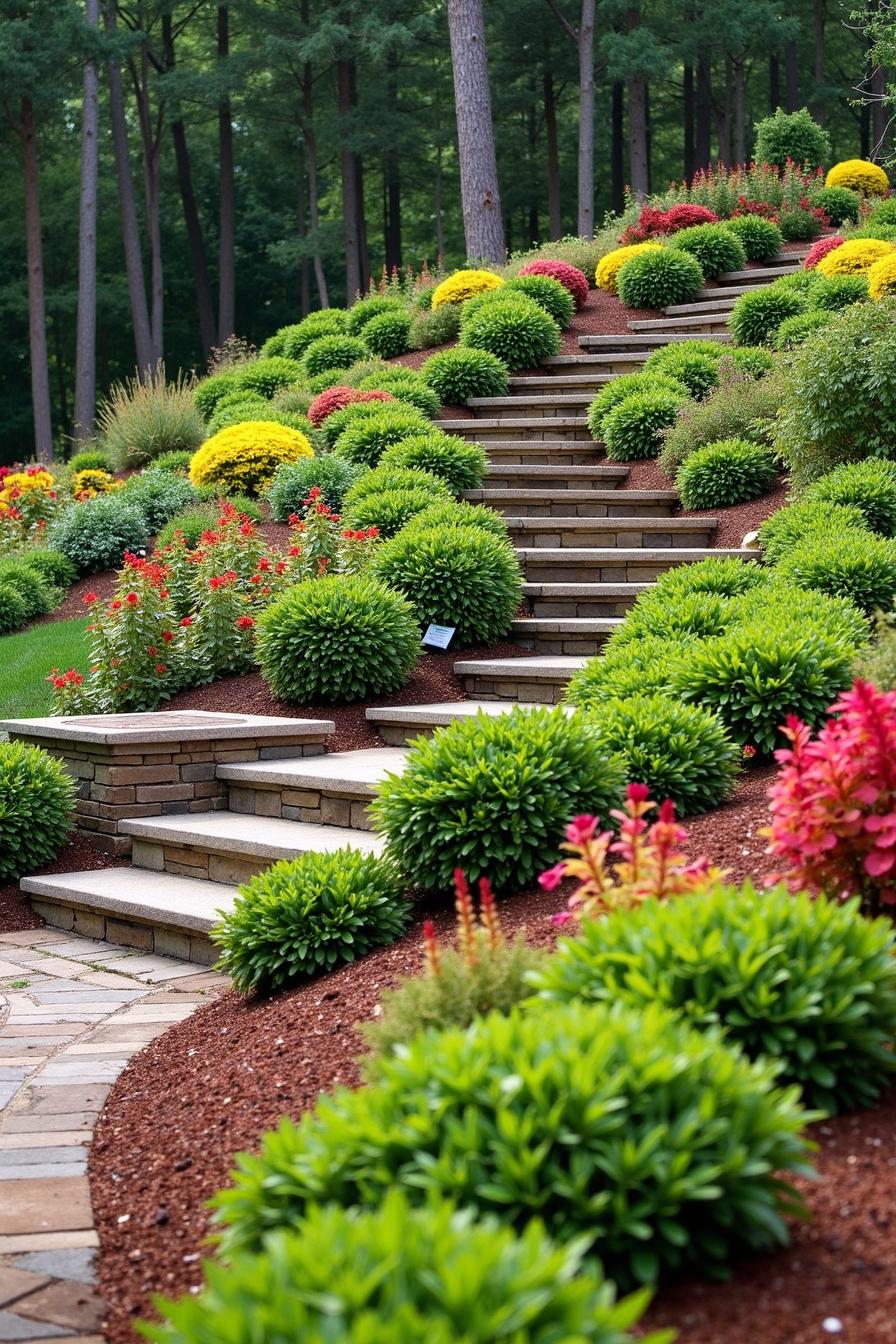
[602,388,689,460]
[371,525,521,647]
[208,397,309,436]
[234,356,304,399]
[0,583,26,636]
[670,223,747,279]
[616,247,704,309]
[157,505,219,549]
[256,575,421,704]
[68,448,109,472]
[373,707,624,897]
[537,882,896,1113]
[729,284,806,345]
[0,562,52,621]
[122,469,198,533]
[642,347,720,398]
[265,454,362,518]
[214,999,814,1285]
[753,107,831,169]
[307,367,350,395]
[17,549,77,591]
[346,294,407,334]
[676,438,777,508]
[659,363,779,477]
[671,614,854,754]
[586,372,688,440]
[809,184,861,225]
[807,273,869,311]
[380,432,486,493]
[319,399,389,450]
[213,849,409,994]
[357,369,441,418]
[773,310,834,350]
[774,529,896,615]
[260,311,349,360]
[587,691,740,815]
[0,742,75,881]
[778,208,824,243]
[722,214,783,262]
[344,487,446,537]
[49,496,150,575]
[459,296,560,371]
[148,1191,661,1344]
[803,459,896,535]
[421,346,508,403]
[503,273,575,327]
[729,345,777,378]
[409,304,462,350]
[652,553,768,599]
[399,500,510,540]
[565,635,688,708]
[731,580,870,652]
[152,449,194,475]
[193,372,240,420]
[610,589,735,645]
[344,465,450,507]
[362,309,412,359]
[333,406,432,468]
[303,334,368,378]
[758,500,869,563]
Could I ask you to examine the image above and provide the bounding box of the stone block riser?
[527,596,640,617]
[459,676,569,703]
[226,782,374,831]
[508,525,715,549]
[509,634,610,655]
[27,899,217,966]
[442,422,593,442]
[468,497,678,519]
[522,559,713,582]
[131,839,265,887]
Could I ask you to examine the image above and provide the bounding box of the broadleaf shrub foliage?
[459,296,561,370]
[676,438,777,508]
[0,742,75,882]
[803,459,896,536]
[722,214,783,261]
[758,500,869,563]
[616,247,704,308]
[775,530,896,615]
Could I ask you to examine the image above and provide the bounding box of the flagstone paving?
[0,928,227,1341]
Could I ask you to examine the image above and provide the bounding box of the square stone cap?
[1,709,334,745]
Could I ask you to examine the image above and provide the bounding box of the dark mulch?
[0,832,127,933]
[681,762,778,886]
[680,477,790,550]
[26,570,116,629]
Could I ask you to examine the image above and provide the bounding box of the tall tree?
[74,0,100,444]
[546,0,597,235]
[446,0,505,261]
[217,5,236,342]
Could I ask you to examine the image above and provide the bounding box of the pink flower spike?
[539,863,567,892]
[565,815,598,845]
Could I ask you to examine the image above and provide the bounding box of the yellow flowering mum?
[595,243,664,295]
[73,468,118,499]
[816,237,895,277]
[189,421,313,497]
[431,269,504,309]
[825,159,890,196]
[867,253,896,301]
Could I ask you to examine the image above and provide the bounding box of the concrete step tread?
[483,464,627,480]
[576,332,731,349]
[716,261,804,282]
[627,314,731,331]
[510,617,622,632]
[664,297,739,316]
[442,417,589,431]
[454,656,588,680]
[21,869,237,934]
[507,515,716,530]
[517,546,747,561]
[465,488,678,504]
[119,810,386,858]
[507,374,617,387]
[367,700,554,727]
[217,747,407,795]
[467,394,591,408]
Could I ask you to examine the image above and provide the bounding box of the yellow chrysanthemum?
[73,468,118,499]
[825,159,890,197]
[816,237,896,277]
[189,421,314,497]
[431,269,504,309]
[867,253,896,301]
[595,243,664,295]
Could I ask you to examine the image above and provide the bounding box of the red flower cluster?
[517,259,590,309]
[307,385,397,427]
[47,667,85,691]
[766,679,896,917]
[235,615,256,630]
[804,234,846,269]
[341,526,380,540]
[208,569,238,590]
[620,202,718,244]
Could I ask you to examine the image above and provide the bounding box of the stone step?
[368,699,554,745]
[523,580,651,617]
[507,373,617,391]
[467,394,593,416]
[510,617,621,655]
[217,747,407,832]
[506,517,717,548]
[479,441,603,465]
[716,260,804,283]
[121,810,385,887]
[454,655,586,703]
[20,868,238,965]
[627,312,732,334]
[441,417,592,441]
[577,331,731,350]
[664,295,738,317]
[463,488,678,518]
[518,546,748,582]
[482,463,628,489]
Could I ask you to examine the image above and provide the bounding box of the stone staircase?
[9,249,804,953]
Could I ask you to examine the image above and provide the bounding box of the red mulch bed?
[0,833,126,933]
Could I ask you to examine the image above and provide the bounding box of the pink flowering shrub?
[804,234,846,269]
[517,259,590,308]
[766,678,896,916]
[540,783,722,922]
[307,386,395,428]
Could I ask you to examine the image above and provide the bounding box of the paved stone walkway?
[0,927,227,1342]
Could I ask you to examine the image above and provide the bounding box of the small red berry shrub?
[767,678,896,916]
[663,203,720,230]
[307,386,395,428]
[620,203,719,244]
[804,234,846,269]
[517,259,589,308]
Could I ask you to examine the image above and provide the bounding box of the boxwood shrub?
[642,347,720,398]
[802,459,896,535]
[346,294,407,334]
[212,849,409,994]
[256,575,421,704]
[774,530,896,615]
[17,549,77,591]
[343,465,451,508]
[729,284,806,345]
[371,524,521,647]
[807,273,869,311]
[260,310,348,360]
[49,495,150,575]
[564,635,689,708]
[380,432,486,494]
[676,438,778,508]
[0,561,54,622]
[586,372,688,440]
[536,882,896,1114]
[670,223,747,279]
[0,583,26,635]
[333,405,432,468]
[0,742,75,882]
[616,247,704,308]
[758,499,869,563]
[421,347,509,403]
[265,454,362,517]
[399,499,510,540]
[773,310,834,350]
[358,369,441,419]
[459,296,561,371]
[602,388,690,460]
[373,706,625,895]
[213,999,814,1286]
[722,214,783,261]
[344,487,445,537]
[587,691,740,816]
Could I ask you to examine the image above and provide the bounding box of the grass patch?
[0,617,88,723]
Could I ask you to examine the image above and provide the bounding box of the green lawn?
[0,617,89,722]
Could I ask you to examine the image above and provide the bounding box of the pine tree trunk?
[300,21,329,309]
[611,81,624,212]
[337,58,361,299]
[734,57,746,163]
[785,39,798,110]
[577,0,596,235]
[543,70,562,239]
[106,3,153,375]
[446,0,505,262]
[683,63,695,181]
[696,56,712,168]
[20,97,53,463]
[74,0,100,444]
[384,55,402,271]
[131,45,164,362]
[769,54,781,112]
[218,6,236,342]
[628,75,649,198]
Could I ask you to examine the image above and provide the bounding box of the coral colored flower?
[110,600,122,611]
[125,592,139,605]
[180,616,193,627]
[82,591,98,604]
[235,615,256,630]
[162,630,174,643]
[155,663,166,675]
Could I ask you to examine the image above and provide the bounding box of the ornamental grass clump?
[775,530,896,616]
[722,214,783,261]
[670,223,746,279]
[0,742,75,882]
[616,247,704,309]
[729,284,806,345]
[372,524,521,646]
[803,459,896,535]
[459,296,560,370]
[768,678,896,917]
[587,692,740,816]
[256,575,420,704]
[213,997,814,1286]
[421,346,508,403]
[380,432,487,493]
[565,635,689,708]
[676,438,777,508]
[212,849,409,994]
[758,500,869,563]
[660,362,779,476]
[586,372,688,440]
[373,706,625,896]
[100,366,205,470]
[602,388,689,461]
[535,880,896,1114]
[189,422,313,497]
[332,405,432,468]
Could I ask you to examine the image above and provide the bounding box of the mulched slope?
[0,833,126,933]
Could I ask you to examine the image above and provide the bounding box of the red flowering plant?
[765,678,896,918]
[46,667,95,715]
[517,259,590,308]
[804,234,846,269]
[619,202,719,244]
[307,386,395,427]
[184,568,258,680]
[287,487,381,579]
[540,783,723,923]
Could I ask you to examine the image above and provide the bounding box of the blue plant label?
[422,623,456,649]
